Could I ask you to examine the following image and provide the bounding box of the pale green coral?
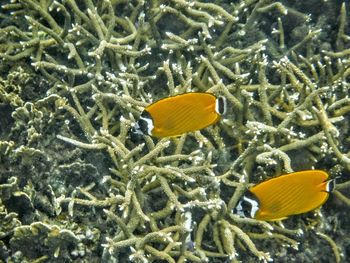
[0,0,350,262]
[10,222,80,260]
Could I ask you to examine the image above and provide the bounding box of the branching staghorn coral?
[0,0,350,262]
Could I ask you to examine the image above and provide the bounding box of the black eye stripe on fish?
[138,110,154,136]
[131,110,153,136]
[234,190,260,218]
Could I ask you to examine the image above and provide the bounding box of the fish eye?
[131,123,140,134]
[234,199,248,218]
[238,199,251,217]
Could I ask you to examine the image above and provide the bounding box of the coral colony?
[0,0,349,262]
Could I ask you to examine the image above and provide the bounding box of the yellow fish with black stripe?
[132,92,226,138]
[234,170,335,221]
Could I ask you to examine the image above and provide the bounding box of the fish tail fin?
[320,177,338,193]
